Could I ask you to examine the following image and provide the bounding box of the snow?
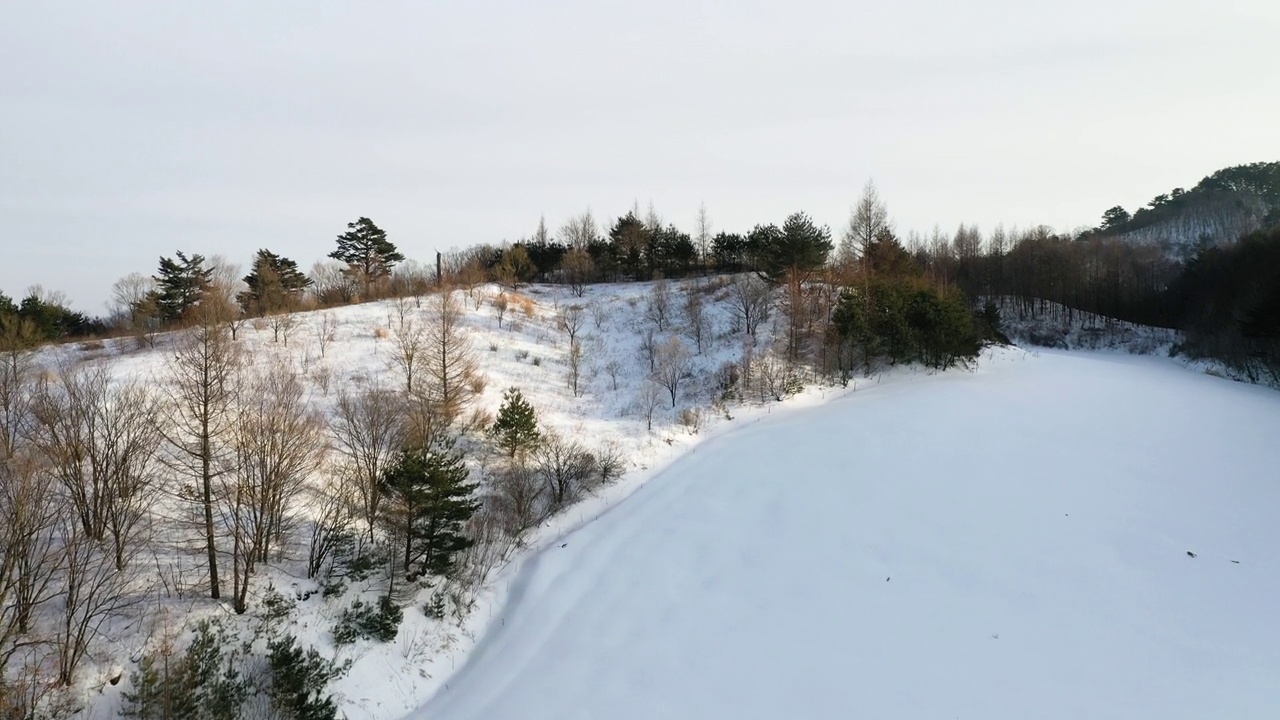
[410,349,1280,720]
[24,279,1280,719]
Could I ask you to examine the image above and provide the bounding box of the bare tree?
[557,209,599,251]
[566,338,585,397]
[840,179,891,269]
[307,474,354,580]
[267,309,299,344]
[637,382,665,432]
[694,202,713,268]
[29,364,162,570]
[681,283,711,354]
[226,361,325,613]
[108,272,155,328]
[729,273,772,336]
[332,388,405,542]
[489,461,542,536]
[422,291,480,425]
[557,304,587,348]
[604,359,622,391]
[0,339,33,461]
[534,432,597,512]
[55,518,137,685]
[160,322,241,599]
[645,278,672,332]
[587,298,610,330]
[651,337,693,407]
[316,312,338,358]
[389,316,426,394]
[0,454,62,670]
[493,293,509,329]
[561,249,594,297]
[639,329,658,373]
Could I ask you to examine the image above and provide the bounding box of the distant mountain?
[1092,162,1280,261]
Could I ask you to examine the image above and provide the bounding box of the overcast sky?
[3,1,1278,312]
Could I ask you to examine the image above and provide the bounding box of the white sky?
[3,0,1278,313]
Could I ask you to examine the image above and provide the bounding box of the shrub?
[332,596,403,645]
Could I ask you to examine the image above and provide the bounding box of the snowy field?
[412,349,1280,720]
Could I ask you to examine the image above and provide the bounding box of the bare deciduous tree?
[30,364,162,570]
[108,272,155,328]
[493,293,509,329]
[637,382,665,432]
[0,454,61,669]
[389,316,426,394]
[652,337,693,407]
[694,202,713,268]
[645,278,671,332]
[534,432,598,513]
[316,312,338,358]
[566,338,584,397]
[160,322,241,599]
[682,284,711,354]
[561,249,594,297]
[225,361,325,613]
[55,518,137,685]
[332,388,405,542]
[604,359,622,391]
[307,474,354,580]
[422,291,480,425]
[557,304,587,348]
[730,273,772,336]
[840,179,891,269]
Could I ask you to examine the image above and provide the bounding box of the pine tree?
[489,387,540,457]
[757,212,832,285]
[239,249,312,315]
[328,217,404,284]
[267,634,347,720]
[381,439,479,579]
[152,251,213,323]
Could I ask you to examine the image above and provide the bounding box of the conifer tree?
[489,387,540,457]
[152,251,213,323]
[381,439,479,579]
[239,249,312,315]
[328,217,404,284]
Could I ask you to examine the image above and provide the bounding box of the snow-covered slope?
[29,278,801,719]
[412,349,1280,720]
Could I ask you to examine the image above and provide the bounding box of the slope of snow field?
[412,349,1280,720]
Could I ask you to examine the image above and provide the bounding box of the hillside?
[1095,161,1280,259]
[6,276,834,719]
[415,349,1280,720]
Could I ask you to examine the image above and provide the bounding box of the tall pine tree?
[152,251,213,323]
[380,439,479,580]
[328,217,404,284]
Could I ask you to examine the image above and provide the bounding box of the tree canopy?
[329,217,404,282]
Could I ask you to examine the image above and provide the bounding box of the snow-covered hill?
[22,277,819,719]
[413,349,1280,720]
[18,278,1279,719]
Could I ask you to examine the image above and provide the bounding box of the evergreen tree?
[381,439,479,579]
[121,620,246,720]
[267,634,347,720]
[239,249,312,315]
[756,212,832,284]
[328,217,404,283]
[152,251,213,323]
[489,387,540,457]
[609,212,652,280]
